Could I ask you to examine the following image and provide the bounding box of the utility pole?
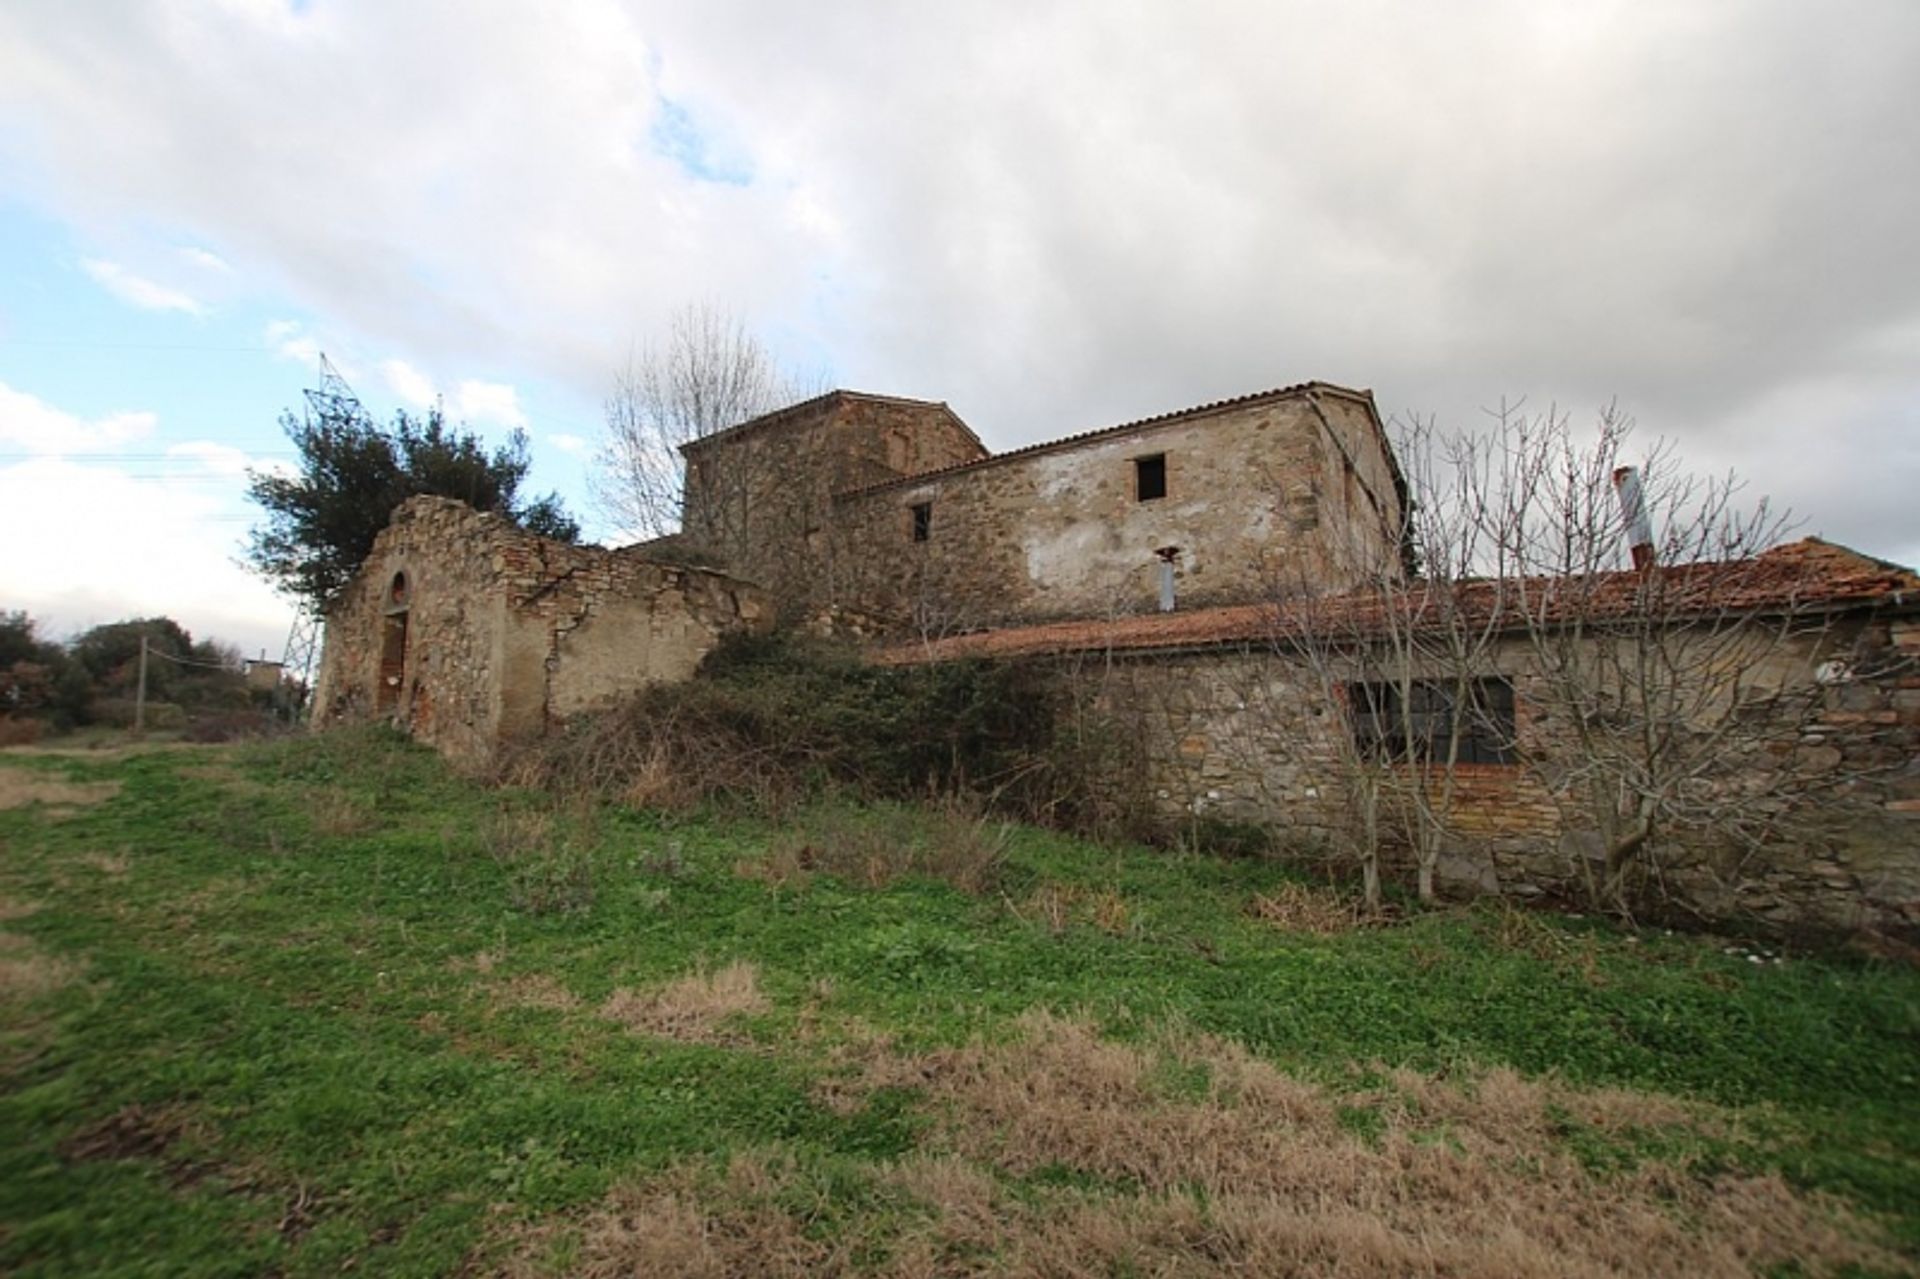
[134,635,148,736]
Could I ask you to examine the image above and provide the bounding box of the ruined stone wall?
[313,497,769,770]
[312,500,514,770]
[1072,615,1919,935]
[830,389,1404,635]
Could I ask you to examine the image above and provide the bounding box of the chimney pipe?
[1154,545,1182,612]
[1612,467,1657,571]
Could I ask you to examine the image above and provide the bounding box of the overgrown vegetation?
[2,728,1916,1275]
[513,632,1144,838]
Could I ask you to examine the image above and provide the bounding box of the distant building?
[242,657,284,693]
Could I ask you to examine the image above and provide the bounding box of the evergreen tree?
[246,403,579,607]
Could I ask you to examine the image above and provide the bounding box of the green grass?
[1,728,1916,1276]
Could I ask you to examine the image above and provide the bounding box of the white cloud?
[1,1,1916,566]
[0,388,292,656]
[178,245,232,274]
[454,379,525,429]
[0,455,291,658]
[373,363,528,429]
[80,257,205,316]
[549,432,589,456]
[381,358,437,409]
[263,319,327,371]
[166,440,254,477]
[0,381,155,455]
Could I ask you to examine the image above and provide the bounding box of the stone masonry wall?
[313,497,770,770]
[680,394,986,621]
[830,388,1404,635]
[1079,616,1919,935]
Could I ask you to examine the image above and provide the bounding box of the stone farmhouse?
[313,381,1920,934]
[671,381,1406,631]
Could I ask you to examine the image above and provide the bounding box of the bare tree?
[1458,401,1843,913]
[1253,403,1861,918]
[592,304,819,543]
[1245,413,1506,910]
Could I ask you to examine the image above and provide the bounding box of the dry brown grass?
[1016,881,1078,934]
[1010,882,1134,936]
[598,961,771,1045]
[504,1009,1906,1278]
[0,895,42,922]
[0,770,121,814]
[450,946,507,975]
[0,739,198,760]
[503,1152,852,1278]
[0,930,80,1003]
[614,741,706,813]
[79,850,131,877]
[1248,879,1365,935]
[0,716,46,747]
[490,974,583,1012]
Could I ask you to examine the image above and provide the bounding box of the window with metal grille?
[1347,677,1516,765]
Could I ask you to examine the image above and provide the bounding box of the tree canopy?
[246,402,579,608]
[1,611,244,728]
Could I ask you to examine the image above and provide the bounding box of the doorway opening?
[378,571,409,712]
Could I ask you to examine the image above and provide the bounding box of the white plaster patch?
[1031,446,1105,501]
[1023,521,1116,593]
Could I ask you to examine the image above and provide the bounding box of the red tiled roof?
[834,380,1378,500]
[874,539,1919,665]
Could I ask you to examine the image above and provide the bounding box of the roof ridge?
[680,388,968,455]
[834,380,1371,500]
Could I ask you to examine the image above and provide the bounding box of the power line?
[0,340,280,352]
[146,648,244,671]
[0,451,296,460]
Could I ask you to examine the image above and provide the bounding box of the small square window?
[910,501,932,542]
[1135,453,1167,502]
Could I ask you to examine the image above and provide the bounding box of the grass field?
[2,729,1916,1277]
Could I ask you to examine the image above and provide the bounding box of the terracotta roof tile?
[874,538,1919,665]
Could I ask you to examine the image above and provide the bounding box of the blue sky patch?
[649,96,754,187]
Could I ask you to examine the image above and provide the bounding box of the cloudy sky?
[2,0,1916,659]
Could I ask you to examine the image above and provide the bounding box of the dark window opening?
[1135,453,1167,502]
[1348,677,1515,765]
[910,501,932,542]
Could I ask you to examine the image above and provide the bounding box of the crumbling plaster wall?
[831,390,1404,634]
[1079,616,1919,934]
[313,497,769,770]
